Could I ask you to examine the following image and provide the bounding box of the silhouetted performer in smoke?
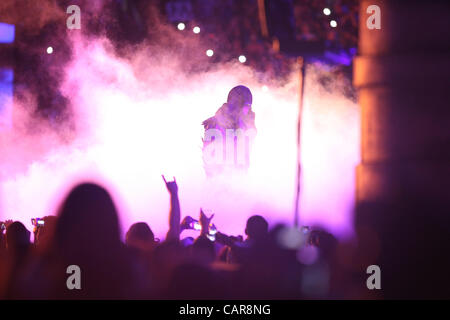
[202,85,256,176]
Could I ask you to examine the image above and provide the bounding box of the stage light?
[262,85,268,92]
[238,55,246,63]
[206,49,214,57]
[177,22,185,31]
[323,8,331,16]
[193,26,200,34]
[330,20,337,28]
[47,46,53,54]
[0,23,15,43]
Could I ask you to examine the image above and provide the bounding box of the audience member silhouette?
[0,179,360,300]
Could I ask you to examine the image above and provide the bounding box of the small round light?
[330,20,337,28]
[46,46,53,54]
[193,26,200,34]
[177,22,185,31]
[238,55,246,63]
[206,49,214,57]
[262,85,268,92]
[323,8,331,16]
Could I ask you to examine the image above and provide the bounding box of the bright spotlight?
[330,20,337,28]
[177,22,185,31]
[262,85,268,92]
[206,49,214,57]
[193,26,200,34]
[46,46,53,54]
[323,8,331,16]
[238,55,246,63]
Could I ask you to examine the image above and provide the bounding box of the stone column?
[354,0,450,298]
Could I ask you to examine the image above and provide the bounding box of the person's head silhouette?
[54,183,121,260]
[5,221,30,252]
[245,215,268,241]
[126,222,156,250]
[227,85,253,113]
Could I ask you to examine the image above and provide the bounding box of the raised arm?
[199,209,214,237]
[162,175,180,242]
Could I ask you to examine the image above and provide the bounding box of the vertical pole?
[257,0,269,38]
[294,56,305,227]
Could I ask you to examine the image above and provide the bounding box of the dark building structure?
[354,0,450,298]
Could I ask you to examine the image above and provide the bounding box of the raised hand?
[180,215,195,232]
[163,175,181,242]
[199,209,214,235]
[162,175,178,195]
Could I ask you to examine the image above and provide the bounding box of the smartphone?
[209,224,217,235]
[191,221,217,234]
[31,218,45,227]
[191,221,202,231]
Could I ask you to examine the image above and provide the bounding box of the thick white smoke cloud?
[0,27,359,240]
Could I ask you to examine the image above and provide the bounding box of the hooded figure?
[202,85,256,176]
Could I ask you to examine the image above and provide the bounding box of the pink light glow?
[0,35,359,240]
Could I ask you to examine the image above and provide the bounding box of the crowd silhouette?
[1,173,449,299]
[0,175,368,300]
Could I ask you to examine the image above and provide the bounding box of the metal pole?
[294,56,305,227]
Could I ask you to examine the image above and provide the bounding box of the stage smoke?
[0,8,359,240]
